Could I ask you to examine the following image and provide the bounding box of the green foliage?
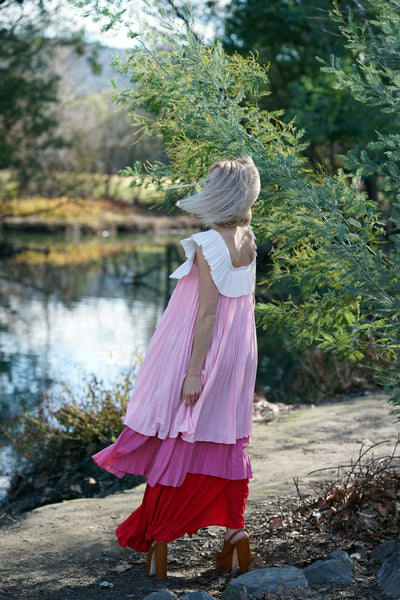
[0,1,119,200]
[323,0,400,206]
[109,3,306,207]
[3,374,132,472]
[0,20,62,188]
[0,1,92,195]
[73,1,400,411]
[256,168,398,362]
[319,0,400,413]
[223,0,391,174]
[325,1,400,115]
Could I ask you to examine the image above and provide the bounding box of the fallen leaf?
[251,554,266,568]
[269,517,283,531]
[112,562,132,573]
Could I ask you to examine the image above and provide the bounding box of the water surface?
[1,234,180,411]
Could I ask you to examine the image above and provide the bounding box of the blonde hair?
[176,156,261,227]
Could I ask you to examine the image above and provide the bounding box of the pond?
[0,233,178,409]
[0,231,298,496]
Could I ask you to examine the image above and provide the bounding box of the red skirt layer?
[116,473,249,552]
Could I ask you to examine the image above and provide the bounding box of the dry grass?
[5,195,135,224]
[10,236,146,266]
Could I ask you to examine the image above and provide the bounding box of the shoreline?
[0,196,201,237]
[0,213,199,235]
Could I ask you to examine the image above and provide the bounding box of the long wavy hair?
[177,156,261,227]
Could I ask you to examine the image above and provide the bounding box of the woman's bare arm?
[181,245,219,405]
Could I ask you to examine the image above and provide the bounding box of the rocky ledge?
[143,543,400,600]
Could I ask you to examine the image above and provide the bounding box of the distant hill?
[52,43,130,96]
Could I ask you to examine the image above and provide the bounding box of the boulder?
[222,566,308,600]
[182,593,217,600]
[376,550,400,599]
[303,550,355,584]
[143,591,178,600]
[370,540,400,565]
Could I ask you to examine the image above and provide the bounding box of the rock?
[98,581,114,588]
[329,550,354,565]
[303,550,355,584]
[222,566,308,600]
[143,591,178,600]
[370,540,400,564]
[376,550,400,599]
[182,593,217,600]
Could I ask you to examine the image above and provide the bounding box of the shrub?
[1,373,144,516]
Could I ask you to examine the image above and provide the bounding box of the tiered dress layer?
[116,474,249,552]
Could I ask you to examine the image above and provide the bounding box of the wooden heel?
[236,536,251,574]
[216,539,234,571]
[155,542,167,579]
[146,541,167,578]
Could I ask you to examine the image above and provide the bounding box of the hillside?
[51,43,129,95]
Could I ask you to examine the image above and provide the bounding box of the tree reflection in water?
[0,234,183,423]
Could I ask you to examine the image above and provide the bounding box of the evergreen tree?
[73,0,400,412]
[0,6,61,189]
[223,0,391,181]
[0,1,88,192]
[322,0,400,411]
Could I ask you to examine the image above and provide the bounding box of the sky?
[3,0,168,48]
[67,0,147,48]
[51,0,224,49]
[3,0,226,49]
[51,0,142,48]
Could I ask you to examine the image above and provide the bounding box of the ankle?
[224,528,248,543]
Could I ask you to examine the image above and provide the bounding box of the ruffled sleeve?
[170,229,256,298]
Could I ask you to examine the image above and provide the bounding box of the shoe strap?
[225,528,247,544]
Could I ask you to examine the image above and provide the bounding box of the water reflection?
[0,235,182,419]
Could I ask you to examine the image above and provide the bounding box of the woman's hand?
[182,373,202,406]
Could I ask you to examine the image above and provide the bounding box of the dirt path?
[250,392,399,498]
[1,392,399,600]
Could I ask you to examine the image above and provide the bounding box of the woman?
[93,156,261,578]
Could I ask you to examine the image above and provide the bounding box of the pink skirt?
[93,426,252,487]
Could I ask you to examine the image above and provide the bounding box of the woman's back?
[211,225,256,269]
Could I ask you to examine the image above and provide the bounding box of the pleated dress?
[93,228,258,552]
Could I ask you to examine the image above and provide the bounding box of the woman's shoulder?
[170,227,256,297]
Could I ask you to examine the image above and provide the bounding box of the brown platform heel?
[146,541,168,579]
[216,529,251,574]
